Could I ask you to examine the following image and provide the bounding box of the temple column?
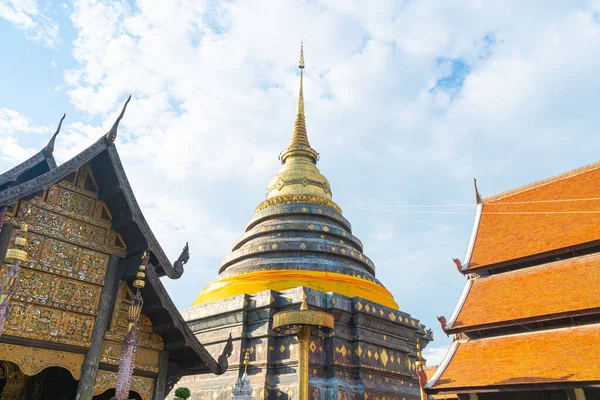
[567,389,586,400]
[75,255,122,400]
[152,350,170,400]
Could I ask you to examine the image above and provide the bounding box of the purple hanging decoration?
[115,252,148,400]
[115,325,141,399]
[0,264,20,337]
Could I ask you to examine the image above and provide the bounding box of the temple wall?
[179,287,432,400]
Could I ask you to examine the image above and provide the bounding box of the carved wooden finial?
[474,178,483,204]
[452,258,462,273]
[44,113,66,157]
[437,316,449,337]
[105,95,131,145]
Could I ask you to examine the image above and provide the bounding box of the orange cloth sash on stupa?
[193,270,399,310]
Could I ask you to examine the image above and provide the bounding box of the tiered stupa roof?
[427,161,600,394]
[194,44,398,310]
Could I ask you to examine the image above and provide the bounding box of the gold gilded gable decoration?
[3,301,95,346]
[101,283,163,373]
[7,267,101,315]
[8,229,109,286]
[14,200,125,258]
[94,370,154,400]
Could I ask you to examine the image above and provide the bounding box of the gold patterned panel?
[105,283,164,351]
[11,199,125,258]
[46,185,96,217]
[9,230,109,286]
[23,203,107,244]
[3,301,95,346]
[3,267,102,315]
[0,343,84,379]
[94,370,154,400]
[100,340,160,373]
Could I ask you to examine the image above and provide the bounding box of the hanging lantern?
[115,251,148,400]
[0,222,29,337]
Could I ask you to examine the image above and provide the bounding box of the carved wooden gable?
[101,282,164,373]
[2,164,126,347]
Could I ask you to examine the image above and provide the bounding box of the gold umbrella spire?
[280,42,317,163]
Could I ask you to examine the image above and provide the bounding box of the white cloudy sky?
[2,0,600,365]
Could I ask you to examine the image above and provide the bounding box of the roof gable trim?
[424,340,460,390]
[461,203,483,271]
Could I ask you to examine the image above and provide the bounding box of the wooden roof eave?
[0,114,65,187]
[445,278,473,331]
[424,340,460,391]
[460,203,483,273]
[446,306,600,335]
[0,137,183,279]
[0,148,56,188]
[145,268,229,376]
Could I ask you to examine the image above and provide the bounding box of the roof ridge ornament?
[106,95,131,145]
[44,113,66,157]
[474,178,483,204]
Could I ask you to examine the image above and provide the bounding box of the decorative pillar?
[272,291,334,400]
[75,255,122,400]
[152,350,170,400]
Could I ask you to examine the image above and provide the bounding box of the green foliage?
[175,387,191,399]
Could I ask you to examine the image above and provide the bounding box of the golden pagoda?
[180,44,433,400]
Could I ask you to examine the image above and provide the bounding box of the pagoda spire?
[291,42,309,147]
[280,42,318,164]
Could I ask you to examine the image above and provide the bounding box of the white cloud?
[0,108,50,163]
[0,0,59,46]
[423,344,451,367]
[3,0,600,354]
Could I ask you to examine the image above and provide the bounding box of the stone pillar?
[75,255,122,400]
[153,350,170,400]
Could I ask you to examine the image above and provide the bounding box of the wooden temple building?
[425,166,600,399]
[0,102,232,399]
[178,46,433,400]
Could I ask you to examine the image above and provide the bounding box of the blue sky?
[2,0,600,365]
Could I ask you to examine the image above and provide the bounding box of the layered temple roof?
[194,44,398,310]
[427,324,600,391]
[462,161,600,271]
[429,160,600,394]
[447,252,600,332]
[0,101,230,376]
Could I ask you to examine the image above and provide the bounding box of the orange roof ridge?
[483,159,600,203]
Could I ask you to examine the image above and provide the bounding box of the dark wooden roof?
[0,105,231,376]
[0,114,64,190]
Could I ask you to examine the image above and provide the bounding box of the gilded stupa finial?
[279,42,317,164]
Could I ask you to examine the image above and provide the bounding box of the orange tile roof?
[425,367,459,399]
[467,161,600,270]
[429,324,600,391]
[451,253,600,331]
